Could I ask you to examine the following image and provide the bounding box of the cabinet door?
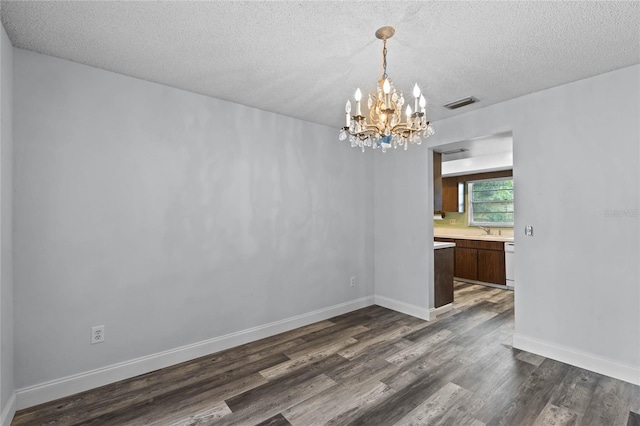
[434,152,443,212]
[434,247,454,308]
[442,177,459,212]
[477,249,506,285]
[455,247,477,280]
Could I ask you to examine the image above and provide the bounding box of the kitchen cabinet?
[435,237,506,285]
[477,249,506,284]
[434,246,454,308]
[442,177,460,212]
[455,247,478,280]
[434,152,443,214]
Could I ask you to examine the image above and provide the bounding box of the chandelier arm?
[364,124,382,133]
[346,127,375,137]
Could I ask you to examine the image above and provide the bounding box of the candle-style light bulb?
[355,88,362,116]
[413,84,420,112]
[345,100,351,127]
[406,105,412,118]
[419,95,426,109]
[413,84,421,98]
[383,79,391,109]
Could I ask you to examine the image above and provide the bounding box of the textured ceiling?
[2,1,639,129]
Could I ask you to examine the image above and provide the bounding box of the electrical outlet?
[449,219,456,225]
[91,325,105,344]
[350,276,356,287]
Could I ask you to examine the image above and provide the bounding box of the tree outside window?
[469,178,514,226]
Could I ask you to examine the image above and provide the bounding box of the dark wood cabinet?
[477,249,506,285]
[454,247,478,280]
[442,177,459,212]
[434,152,443,213]
[435,237,506,285]
[434,247,454,308]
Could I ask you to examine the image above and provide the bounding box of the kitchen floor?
[12,283,639,425]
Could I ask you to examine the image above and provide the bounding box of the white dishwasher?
[505,242,515,289]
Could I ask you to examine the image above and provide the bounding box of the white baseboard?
[16,295,375,410]
[374,295,432,321]
[513,333,640,386]
[1,392,16,426]
[429,303,453,319]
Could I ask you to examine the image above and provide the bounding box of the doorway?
[432,132,514,312]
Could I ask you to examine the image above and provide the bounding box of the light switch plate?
[525,225,534,236]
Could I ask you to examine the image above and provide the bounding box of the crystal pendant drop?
[368,95,373,109]
[339,129,347,141]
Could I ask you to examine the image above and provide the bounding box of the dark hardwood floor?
[12,282,640,425]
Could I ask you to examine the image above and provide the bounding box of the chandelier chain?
[382,39,388,79]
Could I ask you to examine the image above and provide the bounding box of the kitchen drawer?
[435,237,455,243]
[474,240,505,251]
[452,239,479,248]
[442,238,504,251]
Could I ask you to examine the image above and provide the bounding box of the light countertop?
[434,232,514,243]
[434,241,456,249]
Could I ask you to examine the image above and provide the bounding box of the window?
[468,178,514,226]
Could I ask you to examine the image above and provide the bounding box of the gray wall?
[421,65,638,377]
[374,148,433,312]
[0,24,14,416]
[13,49,374,389]
[8,43,639,399]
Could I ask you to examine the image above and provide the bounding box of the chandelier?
[339,26,434,152]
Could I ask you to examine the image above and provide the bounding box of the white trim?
[374,295,433,321]
[0,392,15,426]
[429,303,453,319]
[15,296,375,410]
[513,333,640,386]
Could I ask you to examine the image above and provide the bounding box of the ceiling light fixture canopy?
[339,26,434,152]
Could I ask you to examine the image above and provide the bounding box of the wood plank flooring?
[12,282,640,426]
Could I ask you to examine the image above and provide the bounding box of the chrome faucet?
[478,226,492,235]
